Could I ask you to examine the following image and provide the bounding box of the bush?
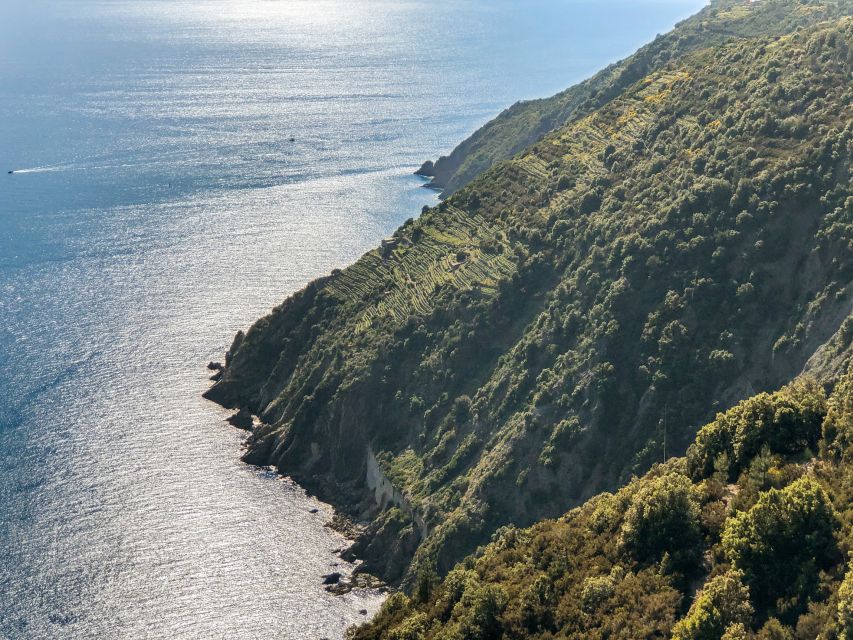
[721,476,839,619]
[672,570,753,640]
[619,473,702,571]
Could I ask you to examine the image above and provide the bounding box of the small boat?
[7,170,12,174]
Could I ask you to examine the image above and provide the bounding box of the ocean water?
[0,1,706,638]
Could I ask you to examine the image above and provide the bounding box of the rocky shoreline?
[203,325,426,587]
[208,376,395,596]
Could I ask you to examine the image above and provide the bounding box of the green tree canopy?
[721,476,839,620]
[672,570,753,640]
[619,473,701,572]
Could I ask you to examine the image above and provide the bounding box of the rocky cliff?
[206,1,853,586]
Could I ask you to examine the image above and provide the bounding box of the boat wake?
[8,164,75,175]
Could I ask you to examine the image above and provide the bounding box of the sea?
[0,1,705,637]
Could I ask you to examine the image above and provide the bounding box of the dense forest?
[206,0,853,629]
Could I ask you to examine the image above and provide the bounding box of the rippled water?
[0,1,705,637]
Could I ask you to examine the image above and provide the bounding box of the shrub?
[619,473,702,571]
[672,570,753,640]
[556,175,574,191]
[721,476,839,618]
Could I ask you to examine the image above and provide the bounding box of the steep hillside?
[206,8,853,586]
[418,0,852,197]
[351,367,853,640]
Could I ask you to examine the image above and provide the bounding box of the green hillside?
[206,2,853,589]
[419,0,852,197]
[351,367,853,640]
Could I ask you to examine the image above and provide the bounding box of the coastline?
[206,362,400,595]
[205,371,426,592]
[200,164,444,590]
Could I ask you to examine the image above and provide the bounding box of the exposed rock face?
[365,448,428,542]
[414,160,434,177]
[226,408,253,430]
[341,509,421,585]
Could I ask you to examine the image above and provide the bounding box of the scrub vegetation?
[351,369,853,639]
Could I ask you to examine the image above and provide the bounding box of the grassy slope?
[351,367,853,640]
[207,4,853,585]
[423,0,852,197]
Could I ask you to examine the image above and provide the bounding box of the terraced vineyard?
[418,0,851,198]
[325,205,516,332]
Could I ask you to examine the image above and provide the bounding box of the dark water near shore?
[0,1,705,637]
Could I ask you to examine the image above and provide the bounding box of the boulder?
[227,409,253,430]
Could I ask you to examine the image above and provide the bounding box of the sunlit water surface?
[0,1,705,637]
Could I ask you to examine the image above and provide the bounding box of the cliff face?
[207,2,853,586]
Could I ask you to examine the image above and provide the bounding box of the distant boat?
[7,170,12,174]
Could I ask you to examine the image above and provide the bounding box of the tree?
[687,381,826,481]
[580,575,615,613]
[454,584,506,640]
[823,364,853,461]
[619,473,702,572]
[838,564,853,640]
[721,623,749,640]
[414,559,439,604]
[672,570,753,640]
[722,476,839,619]
[755,618,794,640]
[520,574,557,631]
[388,612,429,640]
